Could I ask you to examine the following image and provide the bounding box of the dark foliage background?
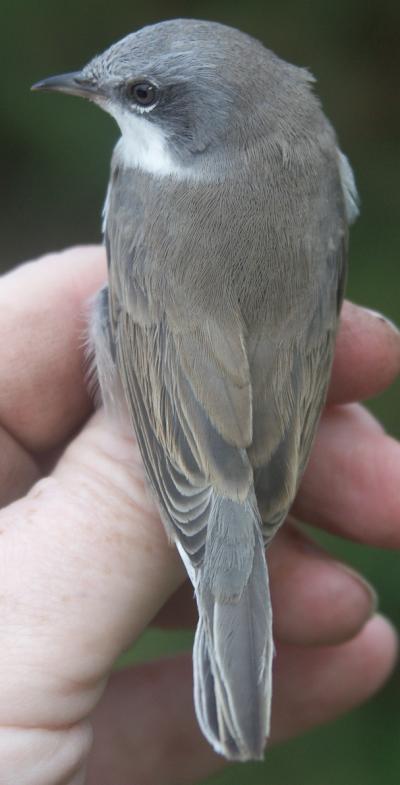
[2,1,399,783]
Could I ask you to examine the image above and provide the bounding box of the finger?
[0,722,91,785]
[0,246,106,453]
[0,410,185,731]
[86,615,397,784]
[268,523,376,643]
[328,301,400,405]
[0,424,40,507]
[270,615,398,743]
[295,403,400,547]
[154,523,376,646]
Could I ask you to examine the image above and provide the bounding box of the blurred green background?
[2,0,399,783]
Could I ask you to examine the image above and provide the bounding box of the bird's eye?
[125,80,157,107]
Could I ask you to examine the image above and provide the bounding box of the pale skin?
[0,246,399,785]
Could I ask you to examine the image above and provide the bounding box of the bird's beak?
[31,71,102,101]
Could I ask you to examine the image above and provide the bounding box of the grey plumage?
[33,18,358,761]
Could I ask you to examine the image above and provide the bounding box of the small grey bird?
[32,18,358,761]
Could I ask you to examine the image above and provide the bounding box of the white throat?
[110,105,184,178]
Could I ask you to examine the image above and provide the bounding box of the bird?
[32,18,358,761]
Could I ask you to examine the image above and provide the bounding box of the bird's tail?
[192,494,273,761]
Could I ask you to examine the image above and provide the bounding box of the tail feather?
[192,496,273,761]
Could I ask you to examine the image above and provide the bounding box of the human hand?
[0,246,399,785]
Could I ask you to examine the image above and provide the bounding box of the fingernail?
[337,564,379,618]
[362,307,400,336]
[287,523,379,618]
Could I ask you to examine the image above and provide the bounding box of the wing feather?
[110,291,253,565]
